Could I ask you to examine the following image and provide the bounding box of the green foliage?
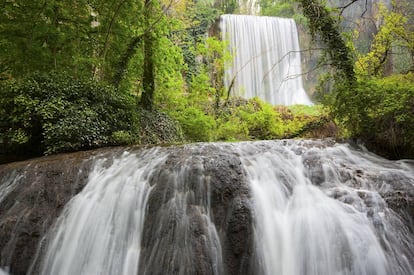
[331,73,414,158]
[297,0,355,83]
[288,104,323,116]
[355,4,410,77]
[0,0,350,160]
[180,1,220,82]
[215,0,239,14]
[138,108,184,144]
[169,107,216,142]
[111,131,136,145]
[216,98,329,141]
[0,0,144,82]
[237,99,284,139]
[0,1,89,76]
[216,116,249,141]
[307,0,414,157]
[279,105,332,138]
[0,72,139,155]
[154,35,186,109]
[191,37,230,108]
[165,91,327,142]
[260,0,295,17]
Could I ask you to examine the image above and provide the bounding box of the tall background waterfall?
[221,15,313,106]
[1,140,414,274]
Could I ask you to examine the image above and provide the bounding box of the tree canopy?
[0,0,413,160]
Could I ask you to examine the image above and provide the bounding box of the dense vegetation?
[295,0,413,158]
[0,0,413,160]
[0,72,140,155]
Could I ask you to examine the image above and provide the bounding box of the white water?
[39,149,168,275]
[0,170,26,275]
[221,15,313,106]
[236,140,414,275]
[3,140,411,274]
[138,150,222,274]
[0,169,25,204]
[37,147,222,275]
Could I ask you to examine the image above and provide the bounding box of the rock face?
[0,140,413,275]
[0,147,138,274]
[0,149,118,274]
[138,144,255,275]
[0,145,256,275]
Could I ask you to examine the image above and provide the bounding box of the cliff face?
[0,141,413,275]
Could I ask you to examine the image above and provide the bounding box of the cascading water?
[221,15,313,106]
[29,147,224,275]
[1,140,413,274]
[137,147,223,275]
[37,150,168,275]
[236,140,414,275]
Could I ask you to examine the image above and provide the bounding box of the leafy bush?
[216,116,249,141]
[332,73,414,158]
[0,72,139,155]
[214,98,285,140]
[139,108,184,144]
[170,107,216,142]
[111,131,136,145]
[238,99,284,139]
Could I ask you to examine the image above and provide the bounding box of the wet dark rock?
[139,145,255,275]
[361,170,414,232]
[0,148,115,274]
[302,150,325,185]
[203,149,255,275]
[0,140,413,275]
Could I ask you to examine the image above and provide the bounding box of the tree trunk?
[140,0,155,110]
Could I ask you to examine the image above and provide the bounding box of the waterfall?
[39,150,168,275]
[35,146,224,275]
[221,15,313,106]
[137,146,223,275]
[236,140,414,275]
[1,140,414,274]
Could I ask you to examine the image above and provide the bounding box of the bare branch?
[338,0,359,17]
[361,0,369,18]
[337,0,369,18]
[263,47,327,82]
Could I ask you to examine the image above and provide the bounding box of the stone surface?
[0,148,118,274]
[0,141,413,275]
[138,145,255,275]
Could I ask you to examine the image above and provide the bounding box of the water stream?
[236,140,414,275]
[221,15,313,105]
[1,140,413,274]
[38,149,167,275]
